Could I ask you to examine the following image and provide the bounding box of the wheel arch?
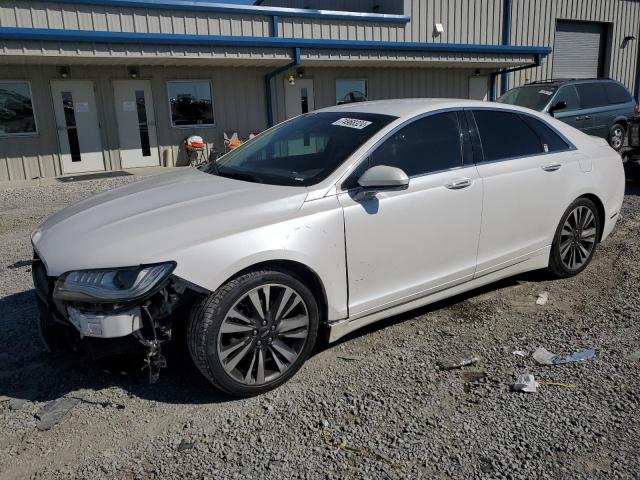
[578,193,606,242]
[221,259,330,326]
[612,117,629,127]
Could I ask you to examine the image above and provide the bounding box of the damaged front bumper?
[32,252,205,382]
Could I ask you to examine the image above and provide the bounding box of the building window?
[167,80,215,127]
[336,79,368,105]
[0,81,37,136]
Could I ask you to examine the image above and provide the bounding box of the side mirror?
[548,100,567,117]
[357,165,409,192]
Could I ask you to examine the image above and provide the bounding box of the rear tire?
[608,123,625,151]
[187,268,319,397]
[548,198,601,278]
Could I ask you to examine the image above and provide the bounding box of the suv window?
[369,112,463,177]
[553,85,580,111]
[604,82,632,104]
[576,82,608,109]
[520,115,571,152]
[472,110,543,161]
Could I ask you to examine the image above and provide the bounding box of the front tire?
[187,268,319,397]
[608,123,625,151]
[548,198,600,278]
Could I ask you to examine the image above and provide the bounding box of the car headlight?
[53,262,176,303]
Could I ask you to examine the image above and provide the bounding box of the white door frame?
[284,78,315,119]
[112,79,160,169]
[50,79,105,175]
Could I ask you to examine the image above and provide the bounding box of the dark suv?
[498,79,638,151]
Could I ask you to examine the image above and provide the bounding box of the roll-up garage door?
[553,21,607,79]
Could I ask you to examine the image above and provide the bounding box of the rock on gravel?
[1,175,639,479]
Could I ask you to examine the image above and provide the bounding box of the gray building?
[0,0,638,182]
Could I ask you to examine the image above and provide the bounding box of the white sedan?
[31,99,625,396]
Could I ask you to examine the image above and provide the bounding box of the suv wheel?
[188,268,319,397]
[548,198,600,278]
[608,123,625,151]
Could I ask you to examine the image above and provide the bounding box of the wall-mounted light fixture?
[434,23,445,35]
[624,35,637,42]
[57,66,70,78]
[296,68,305,78]
[128,67,139,79]
[287,74,295,86]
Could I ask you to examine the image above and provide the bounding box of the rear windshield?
[201,112,396,187]
[497,85,559,111]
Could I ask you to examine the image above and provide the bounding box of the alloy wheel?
[217,283,310,385]
[610,126,624,150]
[559,205,597,270]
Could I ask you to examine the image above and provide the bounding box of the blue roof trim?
[51,0,411,23]
[0,27,552,56]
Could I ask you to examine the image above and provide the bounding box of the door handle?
[542,162,562,172]
[445,177,473,189]
[584,115,592,120]
[575,116,584,121]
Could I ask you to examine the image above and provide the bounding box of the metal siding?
[0,65,61,181]
[0,2,274,37]
[508,0,640,93]
[272,66,490,124]
[398,0,504,45]
[0,64,271,179]
[257,0,404,14]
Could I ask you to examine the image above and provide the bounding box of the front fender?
[171,196,348,321]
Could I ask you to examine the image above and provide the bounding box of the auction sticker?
[332,118,372,129]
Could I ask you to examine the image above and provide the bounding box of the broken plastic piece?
[438,354,481,370]
[512,374,537,393]
[533,347,596,365]
[554,348,596,364]
[535,292,549,305]
[532,347,556,365]
[512,350,527,357]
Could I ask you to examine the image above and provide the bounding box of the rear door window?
[604,83,632,104]
[576,82,608,109]
[520,115,571,152]
[472,110,543,161]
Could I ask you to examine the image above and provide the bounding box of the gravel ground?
[0,173,639,479]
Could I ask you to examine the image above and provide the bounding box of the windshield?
[200,112,396,186]
[497,85,559,111]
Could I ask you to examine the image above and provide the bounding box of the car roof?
[318,98,506,119]
[523,78,627,88]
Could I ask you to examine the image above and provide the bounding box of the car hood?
[33,169,309,276]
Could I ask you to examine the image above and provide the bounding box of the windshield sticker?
[332,118,373,130]
[538,89,554,96]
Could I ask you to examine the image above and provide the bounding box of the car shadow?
[1,270,552,405]
[625,178,640,195]
[317,269,552,350]
[0,290,233,405]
